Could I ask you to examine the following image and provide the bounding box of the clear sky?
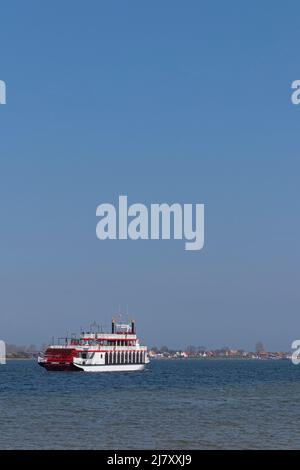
[0,1,299,350]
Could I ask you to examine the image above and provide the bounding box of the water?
[0,359,299,449]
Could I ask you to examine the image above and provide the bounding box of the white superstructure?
[73,319,149,372]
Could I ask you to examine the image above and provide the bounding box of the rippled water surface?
[0,359,299,449]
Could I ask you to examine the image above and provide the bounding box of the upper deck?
[80,319,138,342]
[46,319,144,349]
[81,333,137,341]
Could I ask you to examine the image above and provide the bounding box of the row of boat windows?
[105,351,146,364]
[82,340,136,347]
[80,351,146,364]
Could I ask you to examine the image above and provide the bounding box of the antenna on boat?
[90,321,98,337]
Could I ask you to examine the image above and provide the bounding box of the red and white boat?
[38,319,149,372]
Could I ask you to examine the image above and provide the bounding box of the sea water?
[0,359,299,449]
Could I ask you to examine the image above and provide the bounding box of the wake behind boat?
[38,318,149,372]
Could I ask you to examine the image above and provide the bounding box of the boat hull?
[73,363,146,372]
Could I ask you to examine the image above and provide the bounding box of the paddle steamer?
[38,319,149,372]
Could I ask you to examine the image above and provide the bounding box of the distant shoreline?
[150,356,290,361]
[6,357,34,361]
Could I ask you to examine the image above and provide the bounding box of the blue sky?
[0,1,299,350]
